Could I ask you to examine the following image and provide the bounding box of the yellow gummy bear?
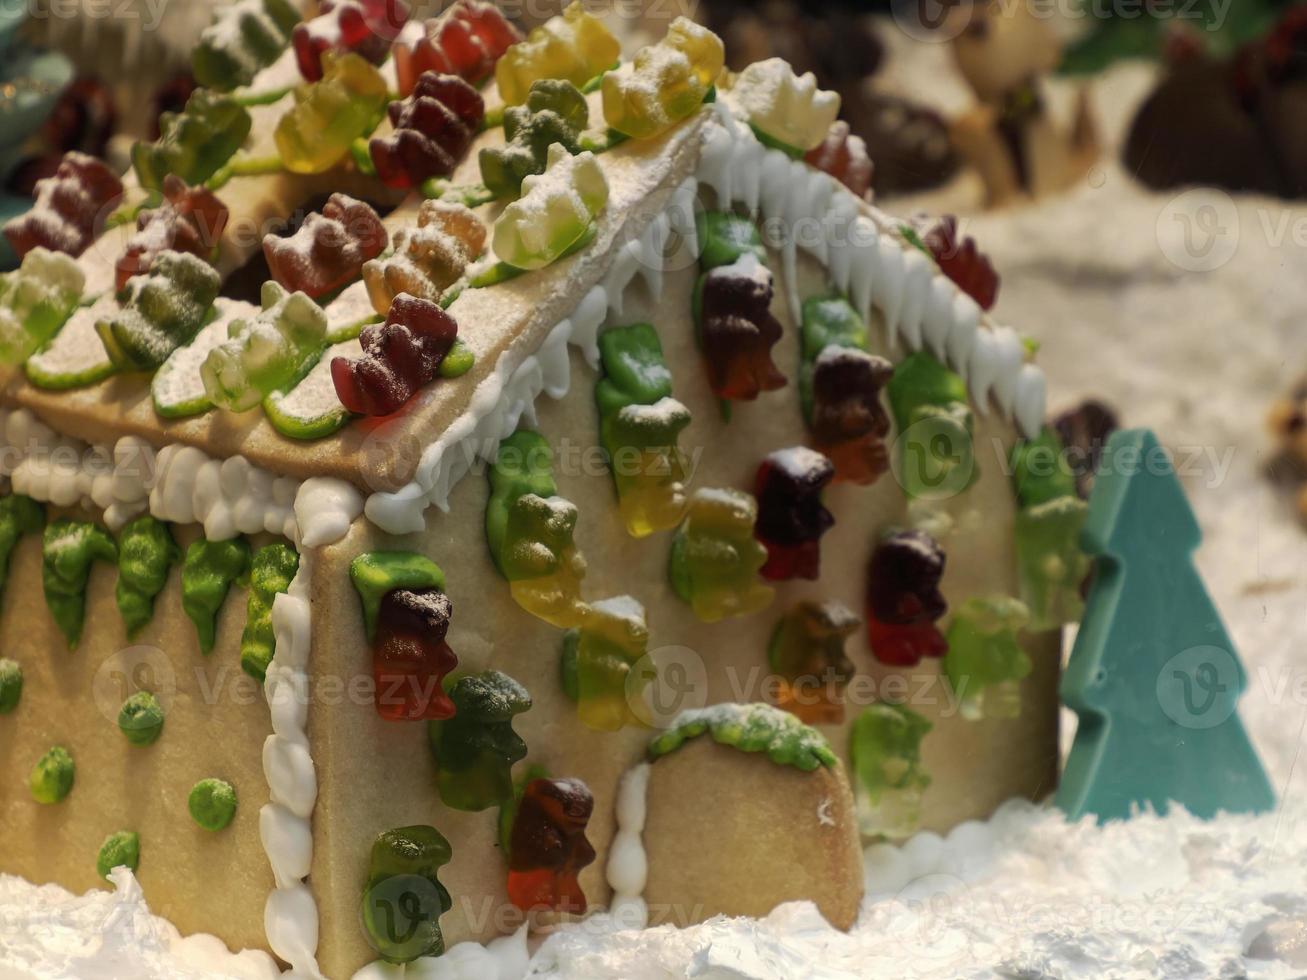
[509,544,588,629]
[275,52,388,175]
[602,17,723,140]
[494,1,619,106]
[572,596,652,732]
[672,487,774,623]
[730,57,841,154]
[492,144,608,270]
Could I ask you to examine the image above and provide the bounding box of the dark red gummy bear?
[3,151,122,260]
[374,586,457,722]
[264,193,388,299]
[116,174,229,291]
[754,447,835,581]
[810,347,894,486]
[698,262,786,401]
[922,215,1000,312]
[370,73,485,189]
[332,294,458,417]
[395,0,521,96]
[866,530,948,667]
[805,120,873,199]
[293,0,411,82]
[507,777,596,914]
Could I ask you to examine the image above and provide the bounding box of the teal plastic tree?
[1057,429,1275,822]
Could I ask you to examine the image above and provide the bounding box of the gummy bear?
[0,247,85,365]
[849,702,932,838]
[506,777,596,913]
[239,542,299,681]
[363,200,485,314]
[800,295,893,485]
[132,89,252,192]
[362,825,452,963]
[371,73,484,189]
[602,18,723,140]
[42,519,118,650]
[275,52,389,175]
[693,253,786,401]
[669,487,774,623]
[594,323,691,537]
[886,351,977,502]
[193,0,301,92]
[494,1,619,106]
[182,537,251,654]
[479,79,588,200]
[3,152,123,260]
[116,175,229,292]
[115,515,180,639]
[944,595,1032,721]
[293,0,410,82]
[332,294,457,417]
[265,193,387,300]
[731,58,841,155]
[562,596,652,732]
[98,251,220,372]
[395,0,522,95]
[804,120,872,199]
[754,447,835,581]
[922,215,1000,312]
[428,670,530,810]
[866,530,948,667]
[1053,398,1119,500]
[768,599,859,725]
[486,429,588,629]
[492,144,607,271]
[696,210,766,271]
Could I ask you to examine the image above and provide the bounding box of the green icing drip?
[349,551,445,641]
[96,830,139,879]
[0,495,45,598]
[117,691,164,746]
[647,702,836,772]
[240,543,300,681]
[696,210,765,270]
[181,537,251,654]
[29,745,74,803]
[485,429,557,578]
[189,777,237,831]
[115,516,181,638]
[0,657,20,713]
[42,520,118,649]
[799,294,870,423]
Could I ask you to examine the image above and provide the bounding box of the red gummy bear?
[805,120,873,200]
[264,193,388,299]
[810,347,894,485]
[395,0,522,96]
[116,174,229,291]
[866,530,948,667]
[3,151,122,260]
[754,447,835,581]
[373,587,457,722]
[332,294,458,417]
[507,777,596,914]
[370,73,485,189]
[293,0,411,82]
[922,215,1000,312]
[698,258,786,401]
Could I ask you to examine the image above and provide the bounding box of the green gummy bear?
[479,79,588,199]
[189,777,238,831]
[99,251,221,372]
[799,294,869,423]
[30,745,74,803]
[192,0,300,92]
[428,670,531,811]
[944,595,1032,721]
[96,830,140,880]
[202,281,327,413]
[362,826,453,963]
[349,552,446,641]
[42,520,118,649]
[886,351,977,501]
[1016,494,1091,631]
[849,703,932,838]
[115,516,180,638]
[668,488,773,623]
[132,89,252,191]
[485,429,559,577]
[182,537,252,654]
[117,690,165,746]
[566,596,653,732]
[696,211,766,271]
[1011,427,1079,507]
[0,657,20,714]
[647,702,836,772]
[240,543,300,681]
[0,494,46,596]
[0,248,85,365]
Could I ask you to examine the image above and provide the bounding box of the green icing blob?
[648,702,836,772]
[240,543,300,681]
[485,429,557,577]
[696,211,766,270]
[30,745,74,803]
[42,520,118,649]
[182,537,252,654]
[0,494,45,597]
[438,339,475,378]
[115,516,181,638]
[189,777,237,831]
[96,830,140,879]
[349,551,445,641]
[0,658,21,714]
[117,691,164,746]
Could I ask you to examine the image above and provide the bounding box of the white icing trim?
[606,762,651,931]
[353,925,530,979]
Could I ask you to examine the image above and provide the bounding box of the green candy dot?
[117,691,165,746]
[0,658,21,714]
[188,778,237,831]
[30,745,74,803]
[96,831,140,879]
